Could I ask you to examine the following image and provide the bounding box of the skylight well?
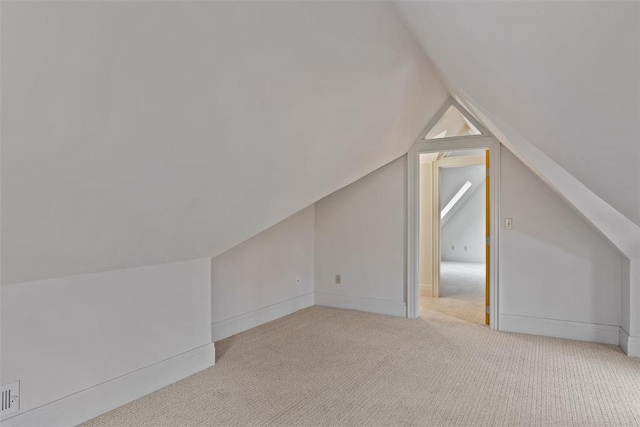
[440,180,472,219]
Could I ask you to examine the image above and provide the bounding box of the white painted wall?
[314,145,624,340]
[0,259,212,419]
[1,1,448,285]
[211,206,314,341]
[439,166,486,263]
[419,163,434,287]
[499,149,622,326]
[314,156,406,316]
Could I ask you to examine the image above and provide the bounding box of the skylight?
[425,105,482,140]
[441,181,472,219]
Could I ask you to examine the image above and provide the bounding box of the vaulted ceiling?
[1,2,448,284]
[3,1,638,285]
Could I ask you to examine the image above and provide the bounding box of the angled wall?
[0,3,449,422]
[1,1,448,285]
[498,150,623,343]
[395,1,640,227]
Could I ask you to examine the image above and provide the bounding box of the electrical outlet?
[1,381,20,416]
[335,274,341,285]
[505,218,513,230]
[296,277,301,285]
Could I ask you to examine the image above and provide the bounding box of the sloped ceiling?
[1,1,448,284]
[396,1,640,228]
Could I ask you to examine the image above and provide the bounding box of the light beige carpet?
[84,306,640,426]
[422,261,486,325]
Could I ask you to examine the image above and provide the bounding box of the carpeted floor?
[84,305,640,426]
[422,261,485,325]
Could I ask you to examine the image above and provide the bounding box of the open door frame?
[431,154,487,300]
[406,99,501,330]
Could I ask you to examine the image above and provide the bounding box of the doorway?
[419,150,487,325]
[406,98,500,329]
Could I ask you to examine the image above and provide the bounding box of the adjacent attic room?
[1,1,639,426]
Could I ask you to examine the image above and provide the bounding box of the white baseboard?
[211,293,314,342]
[499,314,620,345]
[314,292,406,317]
[619,328,640,357]
[1,343,215,427]
[419,284,432,296]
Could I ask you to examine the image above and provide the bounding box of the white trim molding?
[211,293,314,342]
[436,155,486,169]
[619,328,640,357]
[407,100,500,329]
[314,292,406,317]
[417,97,491,142]
[1,343,215,427]
[419,283,433,298]
[500,314,620,346]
